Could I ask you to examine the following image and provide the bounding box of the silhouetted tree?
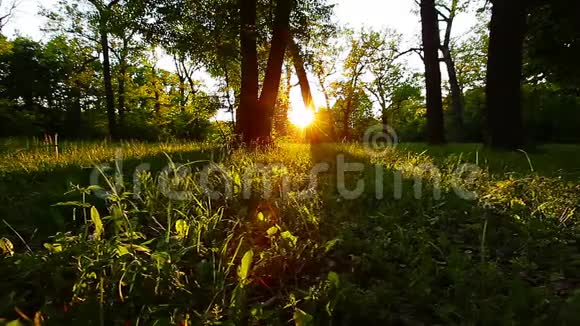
[485,0,527,149]
[420,0,446,144]
[239,0,292,145]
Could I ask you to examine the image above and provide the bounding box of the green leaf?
[152,251,171,266]
[128,244,151,253]
[237,249,253,283]
[324,239,341,253]
[293,308,313,326]
[6,320,25,326]
[327,271,340,288]
[115,245,130,257]
[0,237,14,256]
[43,243,63,253]
[175,219,189,240]
[52,201,92,208]
[267,226,279,236]
[90,206,103,240]
[281,231,298,247]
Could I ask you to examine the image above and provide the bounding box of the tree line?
[0,0,578,148]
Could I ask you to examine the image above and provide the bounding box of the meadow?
[1,139,580,325]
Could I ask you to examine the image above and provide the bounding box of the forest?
[0,0,580,324]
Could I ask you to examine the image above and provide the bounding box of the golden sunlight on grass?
[288,103,315,129]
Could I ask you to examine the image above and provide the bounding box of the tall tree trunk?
[178,77,186,112]
[152,71,162,116]
[100,24,117,140]
[68,86,82,137]
[288,36,314,110]
[257,0,292,144]
[343,73,360,141]
[117,62,126,134]
[238,0,260,144]
[442,49,464,136]
[381,107,389,134]
[485,0,527,149]
[439,0,465,140]
[420,0,446,144]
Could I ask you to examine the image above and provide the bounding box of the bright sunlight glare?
[288,104,315,129]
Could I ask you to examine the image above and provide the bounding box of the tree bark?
[442,48,464,135]
[117,62,126,133]
[238,0,260,144]
[420,0,446,144]
[485,0,527,150]
[178,77,186,112]
[439,0,464,140]
[99,23,117,140]
[257,0,292,144]
[151,66,162,115]
[288,36,314,110]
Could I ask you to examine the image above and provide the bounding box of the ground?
[1,139,580,325]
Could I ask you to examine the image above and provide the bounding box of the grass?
[1,139,580,325]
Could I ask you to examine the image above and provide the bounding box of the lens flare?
[288,105,315,128]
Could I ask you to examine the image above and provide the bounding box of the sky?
[3,0,476,42]
[2,0,478,118]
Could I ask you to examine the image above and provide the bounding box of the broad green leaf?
[281,231,298,247]
[293,309,313,326]
[324,239,341,253]
[267,226,279,236]
[90,206,103,240]
[327,271,340,288]
[43,243,63,253]
[129,244,151,253]
[0,237,14,256]
[152,252,171,266]
[175,219,189,240]
[115,245,130,257]
[6,320,25,326]
[237,249,253,282]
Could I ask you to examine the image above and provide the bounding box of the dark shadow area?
[308,144,580,324]
[0,147,226,247]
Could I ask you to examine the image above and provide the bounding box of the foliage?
[1,141,580,324]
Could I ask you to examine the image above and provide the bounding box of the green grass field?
[1,139,580,325]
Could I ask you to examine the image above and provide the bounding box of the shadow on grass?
[0,147,226,246]
[397,143,580,179]
[307,143,580,324]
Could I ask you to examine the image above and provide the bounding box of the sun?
[288,105,315,129]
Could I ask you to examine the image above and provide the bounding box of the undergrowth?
[1,142,579,325]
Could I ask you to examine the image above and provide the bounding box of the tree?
[45,0,124,139]
[288,35,314,112]
[85,0,121,139]
[0,0,18,33]
[485,0,527,149]
[526,0,580,93]
[365,29,409,133]
[238,0,292,145]
[420,0,446,144]
[437,0,467,140]
[334,29,381,140]
[109,2,144,132]
[453,18,488,92]
[311,37,341,111]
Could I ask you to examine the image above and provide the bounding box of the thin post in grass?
[43,133,59,159]
[54,133,59,159]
